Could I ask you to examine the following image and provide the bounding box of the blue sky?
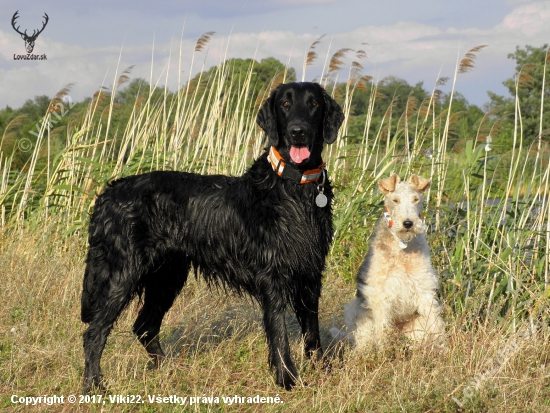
[1,0,550,108]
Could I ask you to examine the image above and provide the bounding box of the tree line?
[1,44,548,172]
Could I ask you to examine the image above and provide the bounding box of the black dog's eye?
[282,101,290,108]
[312,101,318,107]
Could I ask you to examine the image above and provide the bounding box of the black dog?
[81,82,344,393]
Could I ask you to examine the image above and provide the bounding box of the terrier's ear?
[378,174,400,194]
[408,175,431,193]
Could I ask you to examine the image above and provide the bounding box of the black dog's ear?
[256,87,280,146]
[322,89,345,144]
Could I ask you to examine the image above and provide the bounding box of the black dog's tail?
[81,247,122,324]
[81,261,100,323]
[80,256,107,323]
[81,179,141,324]
[81,214,114,324]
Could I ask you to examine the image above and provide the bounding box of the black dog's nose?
[403,220,413,229]
[290,126,306,138]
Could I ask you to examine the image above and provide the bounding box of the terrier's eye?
[413,197,419,203]
[392,198,399,204]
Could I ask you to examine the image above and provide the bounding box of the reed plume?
[458,45,488,74]
[195,31,215,52]
[328,48,352,73]
[306,35,325,67]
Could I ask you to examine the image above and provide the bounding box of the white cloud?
[498,1,550,36]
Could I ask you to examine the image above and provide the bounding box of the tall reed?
[0,38,548,324]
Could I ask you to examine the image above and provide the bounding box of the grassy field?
[1,41,550,411]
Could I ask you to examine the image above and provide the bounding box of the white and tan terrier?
[336,174,445,349]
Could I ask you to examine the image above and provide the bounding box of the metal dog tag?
[315,193,328,208]
[316,170,328,208]
[398,240,408,249]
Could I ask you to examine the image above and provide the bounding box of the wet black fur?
[81,82,344,392]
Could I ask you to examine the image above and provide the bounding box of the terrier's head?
[378,174,430,243]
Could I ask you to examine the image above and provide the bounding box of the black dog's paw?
[82,375,106,395]
[277,364,299,390]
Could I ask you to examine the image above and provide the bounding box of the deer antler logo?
[11,11,49,54]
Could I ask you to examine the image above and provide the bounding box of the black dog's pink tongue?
[289,146,310,164]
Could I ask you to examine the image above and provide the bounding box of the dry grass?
[1,226,550,412]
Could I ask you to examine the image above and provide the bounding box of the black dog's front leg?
[293,286,323,361]
[260,294,297,390]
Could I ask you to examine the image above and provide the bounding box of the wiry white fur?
[339,174,445,349]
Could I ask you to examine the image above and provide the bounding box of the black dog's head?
[257,82,344,168]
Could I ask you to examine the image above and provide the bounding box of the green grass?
[1,40,550,411]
